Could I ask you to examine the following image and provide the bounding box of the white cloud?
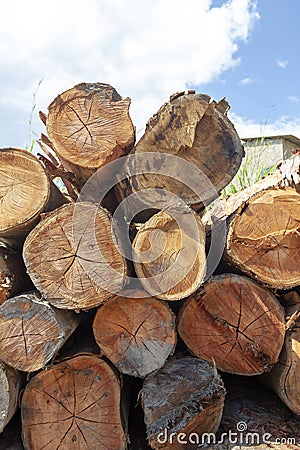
[230,112,300,139]
[0,0,259,147]
[276,59,288,69]
[239,77,254,86]
[288,95,299,103]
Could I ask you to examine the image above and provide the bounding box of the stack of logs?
[0,83,299,450]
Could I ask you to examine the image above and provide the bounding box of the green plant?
[221,135,277,198]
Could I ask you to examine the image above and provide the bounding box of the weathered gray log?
[141,355,226,449]
[0,361,23,433]
[0,291,80,372]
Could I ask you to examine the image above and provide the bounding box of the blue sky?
[0,0,299,150]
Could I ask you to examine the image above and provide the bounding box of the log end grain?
[23,202,128,310]
[21,354,127,450]
[93,291,176,377]
[227,187,300,289]
[0,291,79,372]
[141,355,225,449]
[0,148,50,244]
[46,82,135,172]
[132,206,206,300]
[178,274,286,375]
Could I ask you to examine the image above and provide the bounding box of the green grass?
[221,136,277,198]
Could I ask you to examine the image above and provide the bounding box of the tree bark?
[141,355,226,450]
[204,172,300,289]
[0,244,33,305]
[0,147,67,248]
[0,361,23,433]
[178,274,286,375]
[116,93,244,218]
[23,202,128,310]
[260,291,300,416]
[132,205,206,300]
[92,290,176,377]
[21,353,128,450]
[45,82,135,188]
[0,291,80,372]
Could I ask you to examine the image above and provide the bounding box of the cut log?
[0,244,33,305]
[203,170,300,288]
[0,147,67,248]
[260,291,300,416]
[21,353,128,450]
[141,355,226,450]
[116,93,244,217]
[45,82,135,188]
[208,375,300,450]
[92,290,176,377]
[0,291,80,372]
[23,202,128,310]
[177,274,286,375]
[0,361,23,433]
[132,205,206,300]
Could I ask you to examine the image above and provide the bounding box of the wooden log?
[260,291,300,416]
[92,290,176,377]
[23,202,128,310]
[0,291,80,372]
[0,244,33,305]
[0,147,67,248]
[132,205,206,300]
[45,82,135,188]
[140,355,226,450]
[208,374,300,450]
[203,166,300,288]
[116,93,244,216]
[21,353,128,450]
[177,274,286,375]
[0,361,23,433]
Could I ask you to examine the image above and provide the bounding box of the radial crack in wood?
[23,202,128,310]
[21,354,127,450]
[46,83,135,187]
[0,148,67,248]
[0,291,80,372]
[178,274,286,375]
[93,291,176,377]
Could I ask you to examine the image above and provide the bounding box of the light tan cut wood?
[46,82,135,187]
[178,274,286,375]
[132,205,206,300]
[260,291,300,416]
[0,244,32,305]
[227,187,300,288]
[0,291,79,372]
[141,355,226,449]
[0,361,23,433]
[21,353,127,450]
[23,202,127,310]
[116,93,244,215]
[93,290,176,377]
[0,148,67,247]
